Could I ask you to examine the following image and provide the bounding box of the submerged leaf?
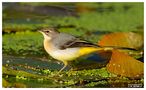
[13,83,27,88]
[2,66,52,80]
[98,32,143,49]
[106,50,144,78]
[2,78,10,88]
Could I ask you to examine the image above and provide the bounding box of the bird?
[38,27,112,73]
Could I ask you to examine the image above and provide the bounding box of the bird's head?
[38,27,60,40]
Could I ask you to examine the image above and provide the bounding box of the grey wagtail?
[39,28,111,72]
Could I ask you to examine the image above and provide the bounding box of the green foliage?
[3,2,143,32]
[3,31,46,56]
[49,9,143,32]
[3,23,49,32]
[19,2,75,6]
[3,66,144,88]
[85,80,107,87]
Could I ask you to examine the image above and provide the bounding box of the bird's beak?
[38,30,43,33]
[38,30,42,32]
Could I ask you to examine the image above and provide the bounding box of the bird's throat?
[44,39,54,54]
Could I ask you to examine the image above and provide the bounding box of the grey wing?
[52,33,77,49]
[62,39,99,49]
[52,33,98,49]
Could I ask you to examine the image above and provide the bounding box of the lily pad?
[106,50,144,78]
[98,32,143,50]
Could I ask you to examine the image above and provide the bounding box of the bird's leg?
[58,61,68,73]
[58,65,67,73]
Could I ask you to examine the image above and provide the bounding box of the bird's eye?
[45,31,50,33]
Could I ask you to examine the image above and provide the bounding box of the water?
[2,55,69,88]
[3,55,64,71]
